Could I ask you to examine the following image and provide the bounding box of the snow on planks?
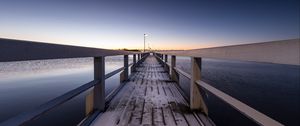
[91,55,206,126]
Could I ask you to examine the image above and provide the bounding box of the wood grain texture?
[91,55,212,126]
[0,38,142,62]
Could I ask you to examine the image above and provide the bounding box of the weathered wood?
[124,55,129,81]
[85,90,94,115]
[0,38,141,62]
[131,55,136,73]
[171,55,179,83]
[133,54,137,64]
[90,83,135,125]
[157,39,300,65]
[190,57,208,114]
[174,67,191,79]
[120,71,125,83]
[138,54,141,60]
[93,57,105,111]
[105,67,124,79]
[196,80,284,126]
[164,55,168,62]
[167,82,201,125]
[91,55,210,126]
[120,55,130,82]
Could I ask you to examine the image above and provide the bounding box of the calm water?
[0,56,132,126]
[0,56,299,126]
[175,57,300,126]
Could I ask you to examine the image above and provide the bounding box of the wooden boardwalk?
[0,39,292,126]
[91,55,213,126]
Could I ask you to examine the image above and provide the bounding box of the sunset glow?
[0,0,299,50]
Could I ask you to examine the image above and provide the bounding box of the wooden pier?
[0,38,298,126]
[90,55,213,126]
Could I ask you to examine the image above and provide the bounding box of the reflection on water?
[175,57,300,126]
[0,56,131,125]
[0,56,299,126]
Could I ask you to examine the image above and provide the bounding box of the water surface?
[0,56,132,125]
[175,57,300,126]
[0,56,299,126]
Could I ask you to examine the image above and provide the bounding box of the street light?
[144,34,148,52]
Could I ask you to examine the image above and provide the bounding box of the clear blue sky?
[0,0,299,49]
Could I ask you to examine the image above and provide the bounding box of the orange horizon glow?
[0,34,217,50]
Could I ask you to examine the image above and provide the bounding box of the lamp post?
[144,34,148,52]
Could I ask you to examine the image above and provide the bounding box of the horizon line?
[0,36,299,51]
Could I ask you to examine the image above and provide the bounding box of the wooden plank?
[162,106,177,126]
[161,82,189,126]
[116,86,137,125]
[167,82,201,126]
[91,55,208,126]
[153,107,165,126]
[142,98,153,125]
[90,83,135,125]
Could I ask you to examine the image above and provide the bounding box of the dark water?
[0,56,132,126]
[0,56,299,126]
[175,57,300,126]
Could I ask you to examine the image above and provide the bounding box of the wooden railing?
[0,38,149,126]
[154,39,299,126]
[1,38,298,126]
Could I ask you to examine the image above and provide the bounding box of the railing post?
[124,55,129,80]
[164,55,168,62]
[120,55,129,82]
[131,54,137,73]
[190,57,208,115]
[138,54,141,61]
[133,54,136,64]
[164,55,169,73]
[93,56,105,111]
[171,55,178,82]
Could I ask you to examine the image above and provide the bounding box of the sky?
[0,0,299,50]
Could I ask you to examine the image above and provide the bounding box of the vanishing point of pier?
[0,38,299,126]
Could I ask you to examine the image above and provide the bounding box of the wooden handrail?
[1,38,295,125]
[0,80,99,126]
[157,39,300,65]
[0,38,144,62]
[105,67,125,79]
[0,52,148,125]
[196,80,284,126]
[174,67,191,79]
[166,64,284,126]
